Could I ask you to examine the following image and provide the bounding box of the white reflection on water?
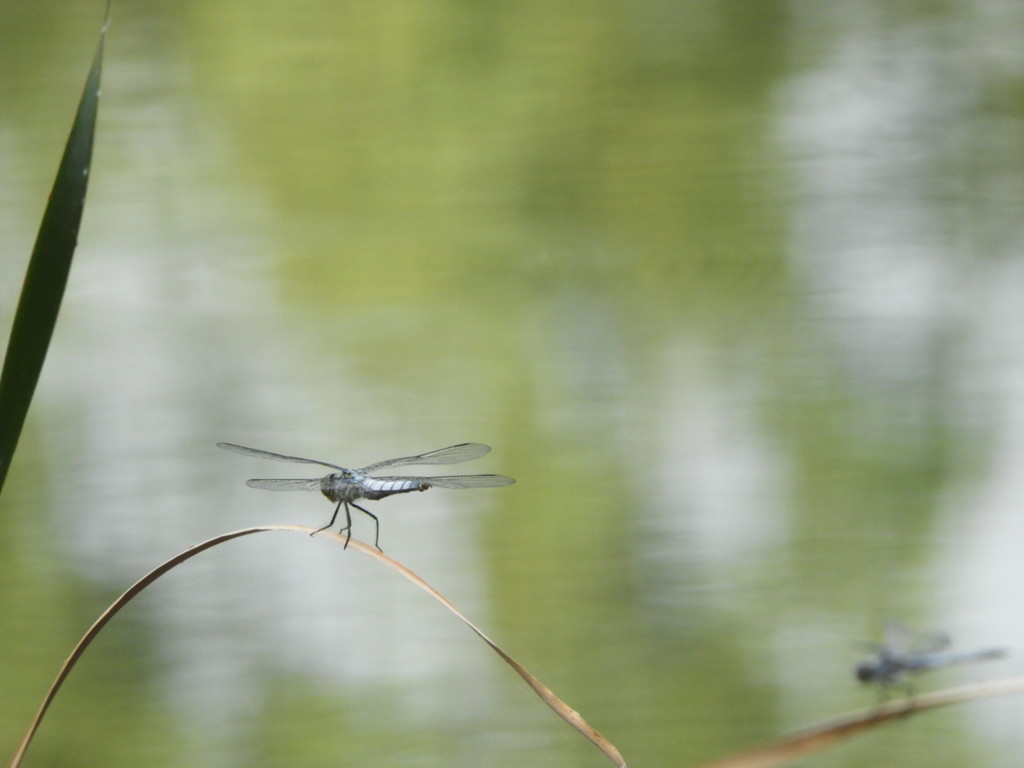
[777,18,966,390]
[935,262,1024,750]
[651,339,790,566]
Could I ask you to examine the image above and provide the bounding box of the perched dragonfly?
[218,442,514,549]
[854,622,1006,702]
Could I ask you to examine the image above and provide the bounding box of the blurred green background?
[3,1,1024,766]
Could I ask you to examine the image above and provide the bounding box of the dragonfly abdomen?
[362,477,430,499]
[911,648,1007,672]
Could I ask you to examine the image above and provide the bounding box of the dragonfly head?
[854,661,878,683]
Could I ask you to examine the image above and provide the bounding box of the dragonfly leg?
[351,502,381,550]
[341,502,353,549]
[312,500,344,538]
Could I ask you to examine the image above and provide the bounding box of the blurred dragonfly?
[854,622,1006,702]
[218,442,514,550]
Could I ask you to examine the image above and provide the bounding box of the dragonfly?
[854,622,1006,702]
[218,441,515,549]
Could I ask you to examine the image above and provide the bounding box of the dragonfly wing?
[218,442,345,471]
[884,622,951,655]
[410,474,516,489]
[245,478,323,491]
[361,443,492,472]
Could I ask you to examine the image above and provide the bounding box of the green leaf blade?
[0,17,107,494]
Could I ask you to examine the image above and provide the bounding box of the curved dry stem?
[8,525,626,768]
[692,676,1024,768]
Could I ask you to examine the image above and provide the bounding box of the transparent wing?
[884,622,950,655]
[375,473,515,489]
[853,640,885,653]
[218,442,345,471]
[245,478,323,491]
[361,443,492,473]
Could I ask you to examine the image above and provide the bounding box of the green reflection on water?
[1,0,1020,766]
[186,1,789,313]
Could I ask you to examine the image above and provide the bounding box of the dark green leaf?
[0,5,110,494]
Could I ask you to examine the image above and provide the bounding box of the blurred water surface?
[3,2,1024,766]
